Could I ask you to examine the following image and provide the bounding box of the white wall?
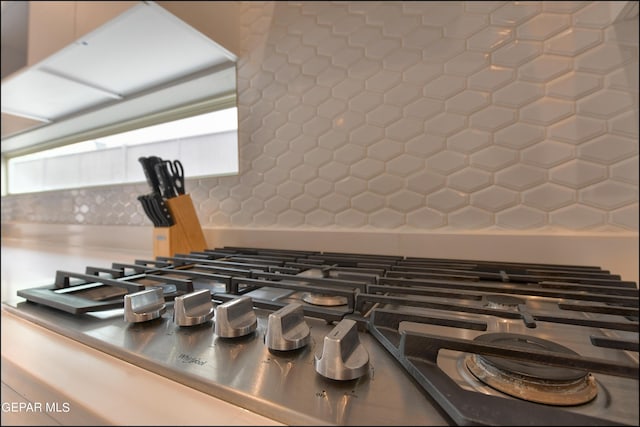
[194,1,638,232]
[2,2,638,236]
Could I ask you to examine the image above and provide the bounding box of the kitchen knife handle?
[139,156,163,196]
[155,161,177,199]
[138,195,159,227]
[151,193,174,226]
[170,160,185,195]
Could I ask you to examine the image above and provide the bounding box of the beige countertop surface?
[1,237,281,426]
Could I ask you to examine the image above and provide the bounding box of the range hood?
[1,1,237,156]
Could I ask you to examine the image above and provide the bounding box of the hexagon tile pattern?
[2,1,638,233]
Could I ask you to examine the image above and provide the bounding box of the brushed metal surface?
[3,300,450,425]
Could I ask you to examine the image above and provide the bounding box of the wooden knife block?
[152,194,206,257]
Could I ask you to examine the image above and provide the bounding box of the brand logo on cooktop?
[178,353,207,366]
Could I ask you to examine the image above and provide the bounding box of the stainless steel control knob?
[315,318,369,380]
[265,302,310,351]
[173,289,214,326]
[124,287,166,323]
[214,296,257,338]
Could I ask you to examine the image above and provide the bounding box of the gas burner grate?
[368,308,638,426]
[12,245,640,426]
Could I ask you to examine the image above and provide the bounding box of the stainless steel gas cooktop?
[8,247,639,426]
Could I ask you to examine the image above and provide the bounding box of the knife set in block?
[138,156,206,258]
[152,193,207,258]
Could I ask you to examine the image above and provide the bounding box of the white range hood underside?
[1,1,237,155]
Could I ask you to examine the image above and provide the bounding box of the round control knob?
[214,296,257,338]
[173,289,214,326]
[124,287,166,323]
[265,303,310,351]
[315,318,369,380]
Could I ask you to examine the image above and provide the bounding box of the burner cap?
[484,294,525,309]
[302,293,347,306]
[465,333,597,406]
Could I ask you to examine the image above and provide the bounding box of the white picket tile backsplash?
[1,1,638,233]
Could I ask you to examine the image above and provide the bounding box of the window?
[6,107,238,194]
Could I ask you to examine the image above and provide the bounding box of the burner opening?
[465,333,597,406]
[302,293,348,306]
